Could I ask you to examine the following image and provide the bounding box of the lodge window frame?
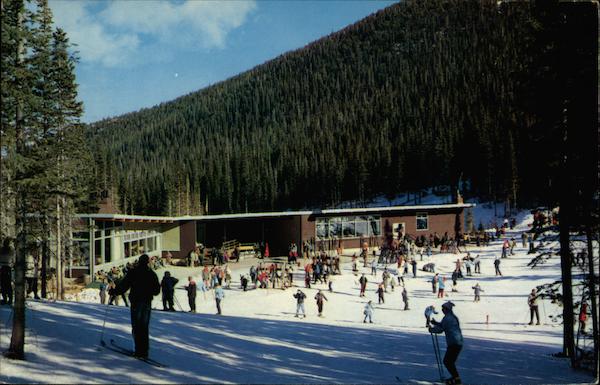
[315,215,381,240]
[416,212,429,231]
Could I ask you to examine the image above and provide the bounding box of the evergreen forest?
[87,0,570,216]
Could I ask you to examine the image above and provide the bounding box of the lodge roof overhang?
[76,203,475,223]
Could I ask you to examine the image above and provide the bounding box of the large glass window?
[329,218,342,238]
[342,220,355,237]
[416,212,429,231]
[369,220,381,236]
[104,238,111,263]
[316,216,381,240]
[94,239,102,264]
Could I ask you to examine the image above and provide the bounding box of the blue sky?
[48,0,397,123]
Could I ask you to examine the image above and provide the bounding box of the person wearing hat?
[111,254,160,359]
[424,305,438,328]
[160,271,179,311]
[429,301,463,385]
[293,289,307,318]
[314,290,328,317]
[359,273,368,297]
[528,288,540,325]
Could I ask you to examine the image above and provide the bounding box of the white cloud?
[49,1,140,67]
[101,0,256,49]
[49,0,257,67]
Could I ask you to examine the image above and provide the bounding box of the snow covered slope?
[0,212,594,384]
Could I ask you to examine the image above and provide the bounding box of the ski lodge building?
[69,202,474,279]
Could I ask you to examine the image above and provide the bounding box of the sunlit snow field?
[0,206,595,384]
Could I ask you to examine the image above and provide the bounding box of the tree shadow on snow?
[0,301,592,385]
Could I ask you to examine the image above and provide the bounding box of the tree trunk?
[41,217,48,299]
[585,226,599,378]
[6,5,26,360]
[56,197,63,300]
[559,204,575,360]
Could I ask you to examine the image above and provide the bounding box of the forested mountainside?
[87,0,565,216]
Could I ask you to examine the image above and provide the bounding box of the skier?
[0,261,12,305]
[528,288,540,325]
[411,259,418,278]
[293,289,307,318]
[215,284,225,315]
[473,255,481,274]
[184,276,197,313]
[110,254,160,359]
[160,271,179,311]
[314,290,328,317]
[402,287,409,310]
[509,238,517,255]
[370,259,377,276]
[241,274,249,291]
[432,273,438,294]
[359,273,368,297]
[99,279,108,305]
[451,271,459,292]
[579,303,588,334]
[464,259,472,276]
[363,300,374,323]
[25,251,40,299]
[429,301,463,385]
[471,283,484,302]
[438,275,446,298]
[494,256,502,276]
[382,268,390,292]
[501,239,509,258]
[376,283,385,304]
[214,283,225,315]
[424,305,438,327]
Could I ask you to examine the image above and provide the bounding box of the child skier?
[471,283,484,302]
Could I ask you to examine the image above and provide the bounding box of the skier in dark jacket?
[184,276,197,313]
[111,254,160,359]
[160,271,179,311]
[376,283,385,304]
[359,274,368,297]
[0,264,13,305]
[402,287,409,310]
[430,301,464,385]
[314,290,328,317]
[293,289,307,318]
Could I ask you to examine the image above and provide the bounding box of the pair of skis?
[100,338,167,368]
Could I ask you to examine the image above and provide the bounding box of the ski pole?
[173,294,184,312]
[434,333,444,382]
[431,332,443,382]
[98,302,111,348]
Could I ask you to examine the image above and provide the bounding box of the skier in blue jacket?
[429,301,463,385]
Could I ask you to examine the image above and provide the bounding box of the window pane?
[94,239,102,265]
[369,219,381,236]
[356,221,368,237]
[342,221,355,237]
[317,222,328,240]
[72,240,89,267]
[104,238,111,263]
[147,237,155,252]
[131,240,139,257]
[73,231,89,240]
[417,213,428,230]
[124,242,130,258]
[329,220,341,238]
